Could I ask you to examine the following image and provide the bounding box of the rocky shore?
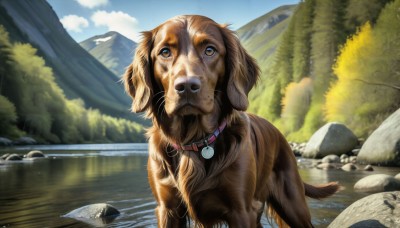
[2,109,399,226]
[290,108,400,227]
[0,150,46,163]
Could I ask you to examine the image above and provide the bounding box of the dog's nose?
[174,77,201,94]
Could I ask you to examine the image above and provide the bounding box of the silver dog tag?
[201,146,214,159]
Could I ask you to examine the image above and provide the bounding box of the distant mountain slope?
[237,4,296,70]
[80,31,136,77]
[238,5,295,42]
[0,0,144,124]
[236,4,296,114]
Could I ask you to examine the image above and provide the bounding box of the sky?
[47,0,299,43]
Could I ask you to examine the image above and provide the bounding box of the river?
[0,144,399,227]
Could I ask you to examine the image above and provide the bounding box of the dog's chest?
[191,189,230,222]
[168,155,232,222]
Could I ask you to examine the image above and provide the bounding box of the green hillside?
[0,26,145,143]
[0,0,148,143]
[245,0,400,141]
[0,0,145,124]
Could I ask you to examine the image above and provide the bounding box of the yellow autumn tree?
[281,77,313,133]
[326,0,400,137]
[326,22,374,124]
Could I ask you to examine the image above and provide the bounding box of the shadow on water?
[0,144,399,227]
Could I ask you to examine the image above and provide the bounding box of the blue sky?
[47,0,299,43]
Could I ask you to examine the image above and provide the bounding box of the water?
[0,144,399,228]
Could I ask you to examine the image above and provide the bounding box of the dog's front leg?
[155,203,187,228]
[148,157,187,227]
[226,209,258,228]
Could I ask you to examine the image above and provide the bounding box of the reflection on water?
[0,144,399,227]
[0,144,156,228]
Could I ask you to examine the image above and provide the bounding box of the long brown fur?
[124,15,339,228]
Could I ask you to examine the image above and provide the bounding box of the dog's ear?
[220,26,260,111]
[123,32,153,113]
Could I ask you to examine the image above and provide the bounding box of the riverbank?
[1,144,400,227]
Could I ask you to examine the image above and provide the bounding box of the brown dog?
[124,15,339,228]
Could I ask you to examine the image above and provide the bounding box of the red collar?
[172,120,227,152]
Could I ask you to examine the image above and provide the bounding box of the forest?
[248,0,400,141]
[0,26,145,143]
[1,0,399,144]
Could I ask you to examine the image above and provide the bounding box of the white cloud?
[75,0,108,9]
[91,11,140,42]
[60,15,89,33]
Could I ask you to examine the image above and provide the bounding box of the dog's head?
[124,15,259,118]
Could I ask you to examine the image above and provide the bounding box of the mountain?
[236,4,296,118]
[80,31,136,77]
[237,4,296,72]
[0,0,144,124]
[238,4,295,42]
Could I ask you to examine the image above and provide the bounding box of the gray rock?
[0,137,12,146]
[316,163,336,170]
[303,122,358,158]
[322,154,340,163]
[5,153,22,161]
[358,108,400,166]
[351,148,361,155]
[1,153,10,160]
[340,154,349,160]
[64,203,120,226]
[289,142,306,156]
[328,191,400,228]
[363,165,374,171]
[341,163,357,171]
[354,174,400,193]
[341,158,349,164]
[14,137,36,145]
[64,203,120,219]
[26,150,45,158]
[350,156,357,163]
[395,173,400,180]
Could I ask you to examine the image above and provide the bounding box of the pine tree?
[345,0,393,33]
[292,0,314,82]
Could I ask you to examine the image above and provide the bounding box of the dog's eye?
[204,46,216,56]
[159,48,171,58]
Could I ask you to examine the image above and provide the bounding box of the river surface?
[0,143,399,228]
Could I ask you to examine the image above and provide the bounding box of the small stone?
[5,153,22,161]
[1,153,10,160]
[340,154,348,160]
[316,163,335,170]
[341,163,357,171]
[364,165,374,171]
[349,156,357,163]
[64,203,120,219]
[351,149,361,155]
[322,154,340,163]
[64,203,120,226]
[354,174,400,193]
[26,150,45,158]
[395,173,400,180]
